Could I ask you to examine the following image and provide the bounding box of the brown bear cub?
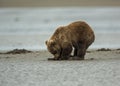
[45,21,95,60]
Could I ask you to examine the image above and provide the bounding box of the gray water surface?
[0,7,120,50]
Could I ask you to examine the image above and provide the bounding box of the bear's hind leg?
[76,43,87,60]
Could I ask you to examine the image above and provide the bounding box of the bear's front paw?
[48,57,59,60]
[48,58,55,60]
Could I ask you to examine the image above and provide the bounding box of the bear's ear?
[45,40,48,45]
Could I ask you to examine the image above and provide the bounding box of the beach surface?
[0,49,120,86]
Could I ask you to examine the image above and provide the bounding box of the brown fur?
[46,21,95,60]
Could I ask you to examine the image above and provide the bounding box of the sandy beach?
[0,49,120,86]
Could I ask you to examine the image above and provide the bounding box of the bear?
[45,21,95,60]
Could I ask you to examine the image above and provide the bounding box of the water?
[0,7,120,51]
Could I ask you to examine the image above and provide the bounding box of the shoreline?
[0,48,120,60]
[0,48,120,53]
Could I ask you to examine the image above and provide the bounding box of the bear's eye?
[50,42,56,47]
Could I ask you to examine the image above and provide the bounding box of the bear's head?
[45,39,61,59]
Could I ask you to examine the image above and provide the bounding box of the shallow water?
[0,7,120,51]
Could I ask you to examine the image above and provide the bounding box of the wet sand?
[0,49,120,86]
